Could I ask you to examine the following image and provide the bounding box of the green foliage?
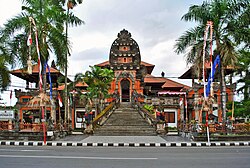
[83,66,114,99]
[0,0,84,89]
[75,66,114,113]
[0,55,10,90]
[236,50,250,100]
[143,104,154,114]
[175,0,249,67]
[175,0,249,122]
[227,100,250,118]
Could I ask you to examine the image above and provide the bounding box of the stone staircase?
[94,102,156,136]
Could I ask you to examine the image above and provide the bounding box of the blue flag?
[206,55,220,97]
[45,62,53,100]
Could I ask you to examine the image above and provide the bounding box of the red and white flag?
[58,93,63,107]
[27,34,32,46]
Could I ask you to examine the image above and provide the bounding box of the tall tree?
[0,0,83,89]
[174,0,249,123]
[62,0,84,124]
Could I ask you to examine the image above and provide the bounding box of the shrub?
[143,104,154,114]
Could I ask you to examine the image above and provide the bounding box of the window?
[124,58,127,63]
[165,112,175,123]
[22,98,30,102]
[76,111,85,123]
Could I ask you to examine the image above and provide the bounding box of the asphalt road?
[0,146,249,168]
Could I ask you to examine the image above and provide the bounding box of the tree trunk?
[42,61,47,120]
[64,6,70,125]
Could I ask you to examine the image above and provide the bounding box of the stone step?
[104,121,150,125]
[94,102,156,136]
[105,120,148,125]
[94,130,157,136]
[99,125,154,130]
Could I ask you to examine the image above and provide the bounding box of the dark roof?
[179,64,236,79]
[10,64,71,83]
[144,74,190,90]
[96,60,155,74]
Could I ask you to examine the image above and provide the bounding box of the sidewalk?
[0,134,249,147]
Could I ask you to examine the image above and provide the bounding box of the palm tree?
[227,0,250,48]
[0,0,83,89]
[236,50,250,100]
[0,29,11,90]
[174,0,249,123]
[82,66,114,114]
[63,0,84,124]
[0,58,10,91]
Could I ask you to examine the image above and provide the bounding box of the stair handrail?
[92,101,116,128]
[135,102,157,127]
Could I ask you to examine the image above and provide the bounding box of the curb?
[1,141,250,147]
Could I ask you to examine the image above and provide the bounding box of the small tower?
[109,29,145,102]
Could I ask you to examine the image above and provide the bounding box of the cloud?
[68,47,108,75]
[1,0,206,105]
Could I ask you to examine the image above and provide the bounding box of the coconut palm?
[174,0,249,123]
[0,0,84,89]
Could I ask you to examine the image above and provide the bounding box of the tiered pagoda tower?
[98,29,150,102]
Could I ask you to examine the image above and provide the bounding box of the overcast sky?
[0,0,204,105]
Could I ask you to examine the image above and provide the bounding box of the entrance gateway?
[108,29,146,102]
[120,79,130,102]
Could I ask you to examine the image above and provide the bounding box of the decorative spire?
[117,29,131,39]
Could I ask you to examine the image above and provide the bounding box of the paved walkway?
[1,133,249,147]
[55,134,191,143]
[81,136,168,143]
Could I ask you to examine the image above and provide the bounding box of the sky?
[0,0,204,106]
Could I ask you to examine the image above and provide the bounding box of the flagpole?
[207,21,213,147]
[203,23,210,145]
[202,24,209,99]
[29,17,46,145]
[209,21,214,97]
[203,21,214,146]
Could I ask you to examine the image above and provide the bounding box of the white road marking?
[0,149,44,152]
[0,155,158,160]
